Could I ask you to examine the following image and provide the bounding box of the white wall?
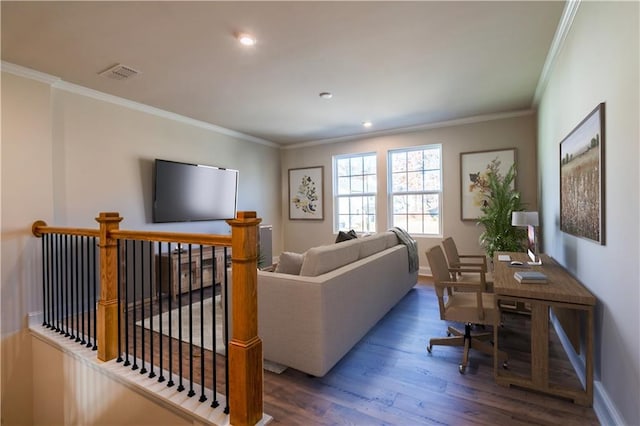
[537,2,639,424]
[281,113,538,269]
[1,69,282,424]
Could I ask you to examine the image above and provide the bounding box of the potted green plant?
[477,162,526,259]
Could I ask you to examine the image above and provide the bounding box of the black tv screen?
[153,159,238,223]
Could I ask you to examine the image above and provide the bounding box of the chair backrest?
[427,245,488,323]
[426,245,451,318]
[442,237,460,267]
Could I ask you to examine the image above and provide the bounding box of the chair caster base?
[459,364,466,374]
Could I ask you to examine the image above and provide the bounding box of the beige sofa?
[254,231,418,377]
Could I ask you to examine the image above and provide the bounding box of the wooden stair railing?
[32,211,264,426]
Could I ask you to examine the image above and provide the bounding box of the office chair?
[426,245,508,374]
[442,237,493,292]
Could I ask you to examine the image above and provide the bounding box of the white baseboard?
[550,312,624,425]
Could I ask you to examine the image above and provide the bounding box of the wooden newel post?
[95,212,123,361]
[226,211,263,426]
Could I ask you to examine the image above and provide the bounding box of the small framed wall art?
[560,103,605,244]
[288,166,324,220]
[460,148,516,221]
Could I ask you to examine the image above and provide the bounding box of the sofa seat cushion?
[299,238,360,277]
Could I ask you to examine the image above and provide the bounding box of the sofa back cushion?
[274,251,305,275]
[299,238,360,277]
[358,233,389,259]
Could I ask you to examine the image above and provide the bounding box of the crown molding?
[1,61,278,148]
[533,0,581,105]
[1,61,61,85]
[283,109,535,150]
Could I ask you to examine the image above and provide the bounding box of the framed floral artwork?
[460,148,516,220]
[560,103,605,244]
[288,166,324,220]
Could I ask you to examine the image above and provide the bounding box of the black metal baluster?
[158,241,165,383]
[57,234,63,333]
[117,239,123,363]
[73,235,79,342]
[223,246,230,414]
[199,246,207,403]
[148,240,155,379]
[86,237,93,348]
[41,235,48,328]
[187,244,195,397]
[211,246,220,409]
[92,236,98,351]
[80,237,86,345]
[64,234,70,337]
[177,244,184,392]
[123,241,131,365]
[140,240,148,375]
[132,241,139,371]
[167,242,174,388]
[48,234,55,329]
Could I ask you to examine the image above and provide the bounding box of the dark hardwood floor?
[260,277,599,425]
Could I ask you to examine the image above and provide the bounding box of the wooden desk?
[493,252,596,406]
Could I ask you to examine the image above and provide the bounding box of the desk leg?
[530,303,549,388]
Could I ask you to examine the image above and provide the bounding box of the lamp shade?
[512,211,539,227]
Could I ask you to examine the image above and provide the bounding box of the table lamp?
[512,211,541,265]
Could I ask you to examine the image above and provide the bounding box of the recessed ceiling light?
[237,33,257,46]
[319,92,333,99]
[362,121,373,128]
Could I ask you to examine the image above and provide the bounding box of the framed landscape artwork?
[289,166,324,220]
[560,103,605,244]
[460,148,516,220]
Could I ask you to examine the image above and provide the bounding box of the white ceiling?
[1,1,565,146]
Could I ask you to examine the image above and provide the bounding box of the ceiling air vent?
[99,64,140,80]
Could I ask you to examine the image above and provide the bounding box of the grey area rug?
[137,296,287,374]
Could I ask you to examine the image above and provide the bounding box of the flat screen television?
[153,159,238,223]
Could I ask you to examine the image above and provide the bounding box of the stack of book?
[514,271,548,284]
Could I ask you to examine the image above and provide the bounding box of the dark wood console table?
[493,252,596,406]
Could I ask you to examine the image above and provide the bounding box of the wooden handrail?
[111,229,232,246]
[31,220,99,238]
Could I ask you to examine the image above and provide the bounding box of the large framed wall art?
[560,103,605,244]
[460,148,516,221]
[288,166,324,220]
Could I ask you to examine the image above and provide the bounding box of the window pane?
[424,170,441,191]
[338,197,350,214]
[407,150,424,171]
[393,195,407,214]
[350,196,363,213]
[425,194,439,214]
[337,177,350,195]
[350,157,363,175]
[407,171,424,191]
[407,215,423,234]
[364,174,377,193]
[392,172,406,192]
[408,194,422,213]
[424,214,439,234]
[351,176,363,193]
[363,155,376,174]
[391,151,406,172]
[337,158,350,177]
[424,149,440,169]
[394,214,408,230]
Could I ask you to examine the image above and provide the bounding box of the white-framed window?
[333,152,377,233]
[388,145,442,235]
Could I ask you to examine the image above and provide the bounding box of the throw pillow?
[274,251,304,275]
[335,229,358,243]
